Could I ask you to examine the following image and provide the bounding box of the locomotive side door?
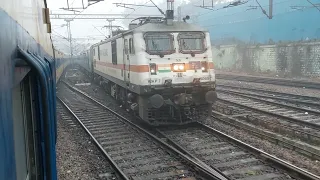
[124,38,130,86]
[124,36,135,85]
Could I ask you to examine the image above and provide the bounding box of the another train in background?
[0,0,69,179]
[56,49,70,81]
[78,16,218,126]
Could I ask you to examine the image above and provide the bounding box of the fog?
[48,0,234,54]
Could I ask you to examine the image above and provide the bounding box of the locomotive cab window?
[144,32,175,55]
[178,32,206,54]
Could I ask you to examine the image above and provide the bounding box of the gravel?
[56,105,116,180]
[217,79,320,98]
[200,117,320,176]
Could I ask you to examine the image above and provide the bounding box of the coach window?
[124,39,129,54]
[112,40,117,64]
[129,38,135,54]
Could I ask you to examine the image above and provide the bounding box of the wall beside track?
[212,41,320,78]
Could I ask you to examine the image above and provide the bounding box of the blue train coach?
[0,0,69,179]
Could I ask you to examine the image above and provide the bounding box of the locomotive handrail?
[17,46,57,180]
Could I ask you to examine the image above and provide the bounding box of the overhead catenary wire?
[255,0,270,18]
[194,0,253,18]
[149,0,166,16]
[124,0,151,18]
[92,25,108,39]
[195,0,291,23]
[202,4,316,28]
[305,0,320,12]
[52,30,69,40]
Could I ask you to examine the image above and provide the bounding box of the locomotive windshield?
[178,32,206,53]
[144,33,175,55]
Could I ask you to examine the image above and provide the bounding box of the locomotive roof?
[91,21,208,47]
[131,21,208,33]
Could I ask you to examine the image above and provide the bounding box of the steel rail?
[217,97,320,130]
[154,126,227,177]
[57,97,129,180]
[214,102,320,141]
[197,122,320,180]
[61,81,229,180]
[217,84,320,107]
[218,89,320,115]
[211,110,320,160]
[216,74,320,90]
[218,84,320,101]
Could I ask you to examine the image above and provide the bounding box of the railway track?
[216,84,320,112]
[57,82,227,180]
[217,91,320,130]
[56,102,123,180]
[57,103,77,128]
[216,74,320,90]
[157,122,320,180]
[213,89,320,160]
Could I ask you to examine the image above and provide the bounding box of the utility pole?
[65,19,74,67]
[177,6,181,21]
[102,24,123,37]
[269,0,273,19]
[106,19,115,37]
[255,0,273,19]
[167,0,174,11]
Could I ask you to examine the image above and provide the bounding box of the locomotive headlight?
[172,63,185,72]
[173,65,179,71]
[150,63,157,75]
[179,65,184,70]
[201,61,208,72]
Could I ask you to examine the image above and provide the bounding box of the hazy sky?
[48,0,232,54]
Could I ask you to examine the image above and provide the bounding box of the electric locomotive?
[88,13,217,125]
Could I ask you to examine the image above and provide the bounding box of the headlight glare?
[173,65,179,70]
[172,63,185,72]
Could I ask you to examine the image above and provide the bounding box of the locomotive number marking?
[200,76,210,80]
[173,73,185,78]
[176,59,181,62]
[148,79,161,83]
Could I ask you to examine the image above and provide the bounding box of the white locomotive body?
[88,19,217,125]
